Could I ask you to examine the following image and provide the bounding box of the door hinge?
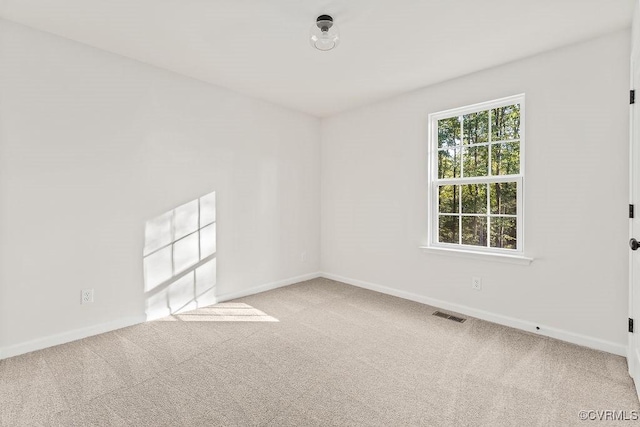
[630,318,634,333]
[632,90,636,105]
[631,204,635,219]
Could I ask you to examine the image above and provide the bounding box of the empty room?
[2,0,640,425]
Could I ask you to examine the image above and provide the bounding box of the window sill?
[419,246,533,265]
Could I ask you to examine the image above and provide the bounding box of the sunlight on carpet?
[156,302,279,322]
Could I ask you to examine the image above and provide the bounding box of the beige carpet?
[1,278,638,426]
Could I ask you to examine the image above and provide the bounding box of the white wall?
[321,30,630,353]
[0,20,320,357]
[0,19,631,359]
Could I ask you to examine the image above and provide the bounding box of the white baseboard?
[0,315,146,360]
[7,271,617,360]
[0,271,321,360]
[321,272,627,357]
[216,271,322,303]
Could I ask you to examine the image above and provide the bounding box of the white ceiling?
[0,0,634,117]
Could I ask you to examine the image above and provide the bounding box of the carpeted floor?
[1,278,638,426]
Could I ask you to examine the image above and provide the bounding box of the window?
[428,94,524,254]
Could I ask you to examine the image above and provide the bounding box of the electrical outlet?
[471,277,482,291]
[301,251,307,262]
[81,289,94,304]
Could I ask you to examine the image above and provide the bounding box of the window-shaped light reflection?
[173,200,199,241]
[143,211,172,256]
[173,232,199,275]
[143,191,217,312]
[143,246,172,292]
[195,258,216,301]
[145,259,217,320]
[168,273,195,313]
[200,192,216,227]
[200,223,216,259]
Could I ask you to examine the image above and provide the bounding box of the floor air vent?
[433,311,466,323]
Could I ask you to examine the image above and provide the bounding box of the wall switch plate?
[472,277,482,291]
[81,289,94,304]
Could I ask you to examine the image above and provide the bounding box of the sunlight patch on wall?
[143,191,217,320]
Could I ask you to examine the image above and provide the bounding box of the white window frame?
[427,94,525,256]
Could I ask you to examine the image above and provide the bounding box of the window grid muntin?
[435,178,520,249]
[429,95,524,254]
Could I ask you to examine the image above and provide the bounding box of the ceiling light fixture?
[310,15,339,51]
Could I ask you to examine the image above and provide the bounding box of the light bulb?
[310,15,339,51]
